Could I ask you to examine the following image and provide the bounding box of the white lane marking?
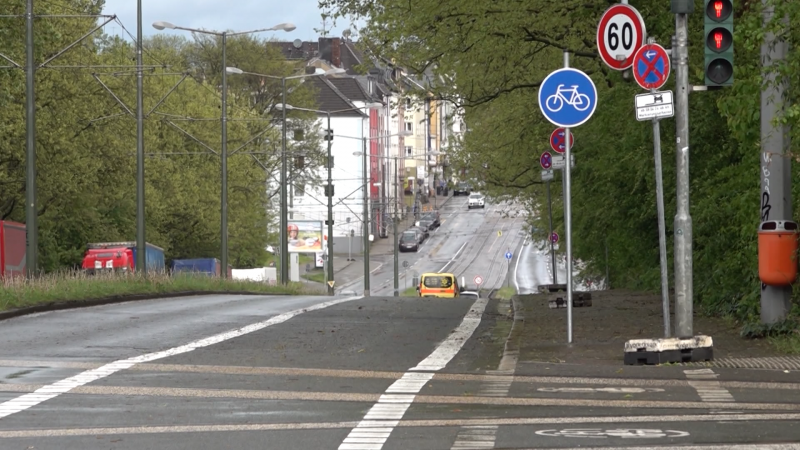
[4,413,800,439]
[513,236,528,293]
[338,296,489,450]
[0,296,363,420]
[684,368,737,404]
[439,241,468,273]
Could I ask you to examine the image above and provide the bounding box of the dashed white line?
[338,295,489,450]
[439,241,469,273]
[0,295,363,420]
[684,368,738,406]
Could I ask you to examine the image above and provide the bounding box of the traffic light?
[704,0,734,86]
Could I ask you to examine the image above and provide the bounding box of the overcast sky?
[101,0,361,42]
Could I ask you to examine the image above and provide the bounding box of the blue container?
[171,258,221,276]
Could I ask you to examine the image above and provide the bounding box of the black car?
[453,182,472,196]
[399,229,423,252]
[418,218,436,231]
[421,211,441,227]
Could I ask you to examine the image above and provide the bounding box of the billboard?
[288,220,323,253]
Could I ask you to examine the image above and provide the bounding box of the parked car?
[421,211,441,227]
[453,182,472,196]
[399,229,423,252]
[468,192,486,209]
[409,225,429,241]
[418,218,436,231]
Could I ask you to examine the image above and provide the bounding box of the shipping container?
[0,221,26,279]
[172,258,221,276]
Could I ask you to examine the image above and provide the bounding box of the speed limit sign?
[596,4,646,71]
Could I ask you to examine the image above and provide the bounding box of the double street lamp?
[277,102,383,297]
[226,67,345,286]
[151,20,296,278]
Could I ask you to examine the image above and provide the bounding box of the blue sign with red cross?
[632,43,670,90]
[549,128,574,154]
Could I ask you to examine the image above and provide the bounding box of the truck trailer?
[0,221,26,279]
[82,241,165,274]
[171,258,232,277]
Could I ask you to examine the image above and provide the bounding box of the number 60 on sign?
[597,4,646,71]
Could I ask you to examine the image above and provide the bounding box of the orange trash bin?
[758,220,799,286]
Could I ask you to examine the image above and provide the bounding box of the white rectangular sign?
[635,90,674,121]
[551,154,576,170]
[541,169,554,181]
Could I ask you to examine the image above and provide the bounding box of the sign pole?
[547,180,557,285]
[563,50,574,344]
[652,88,671,338]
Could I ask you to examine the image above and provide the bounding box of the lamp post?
[152,20,295,278]
[228,67,345,286]
[276,101,380,295]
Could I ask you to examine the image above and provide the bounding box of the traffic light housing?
[704,0,734,86]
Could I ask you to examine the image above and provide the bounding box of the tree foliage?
[0,0,321,270]
[322,0,800,321]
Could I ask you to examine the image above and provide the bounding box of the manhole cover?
[683,356,800,371]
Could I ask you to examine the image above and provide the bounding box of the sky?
[101,0,362,42]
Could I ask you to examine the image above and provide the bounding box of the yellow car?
[416,272,461,298]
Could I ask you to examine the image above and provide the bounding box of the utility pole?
[362,137,371,296]
[135,0,146,275]
[760,0,792,322]
[325,113,334,295]
[220,31,229,279]
[673,7,693,338]
[393,158,400,297]
[25,0,37,277]
[279,78,289,284]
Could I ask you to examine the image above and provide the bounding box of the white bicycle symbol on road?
[545,84,591,112]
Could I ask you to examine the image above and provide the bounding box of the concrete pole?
[760,0,792,323]
[547,180,557,285]
[25,0,37,277]
[135,0,146,275]
[673,13,693,337]
[394,157,400,297]
[220,32,229,278]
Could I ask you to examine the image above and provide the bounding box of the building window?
[405,121,413,133]
[295,181,305,197]
[405,98,412,108]
[405,146,413,157]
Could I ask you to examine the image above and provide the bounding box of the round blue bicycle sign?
[538,68,598,128]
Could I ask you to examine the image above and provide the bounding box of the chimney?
[330,37,341,68]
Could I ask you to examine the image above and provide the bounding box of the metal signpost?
[633,40,673,338]
[505,251,513,287]
[538,60,598,344]
[596,3,647,70]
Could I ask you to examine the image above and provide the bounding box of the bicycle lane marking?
[0,296,364,420]
[338,295,489,450]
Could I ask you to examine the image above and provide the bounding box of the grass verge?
[495,286,515,300]
[1,270,312,313]
[401,287,418,297]
[302,270,327,284]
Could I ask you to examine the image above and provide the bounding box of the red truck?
[0,221,26,279]
[81,241,165,274]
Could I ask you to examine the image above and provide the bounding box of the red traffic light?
[706,0,732,22]
[706,27,732,53]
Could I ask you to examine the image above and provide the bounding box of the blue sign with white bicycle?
[538,68,598,128]
[505,251,513,260]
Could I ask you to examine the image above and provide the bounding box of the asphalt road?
[2,200,800,449]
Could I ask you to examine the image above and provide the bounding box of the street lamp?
[230,67,345,286]
[277,102,382,296]
[152,21,295,278]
